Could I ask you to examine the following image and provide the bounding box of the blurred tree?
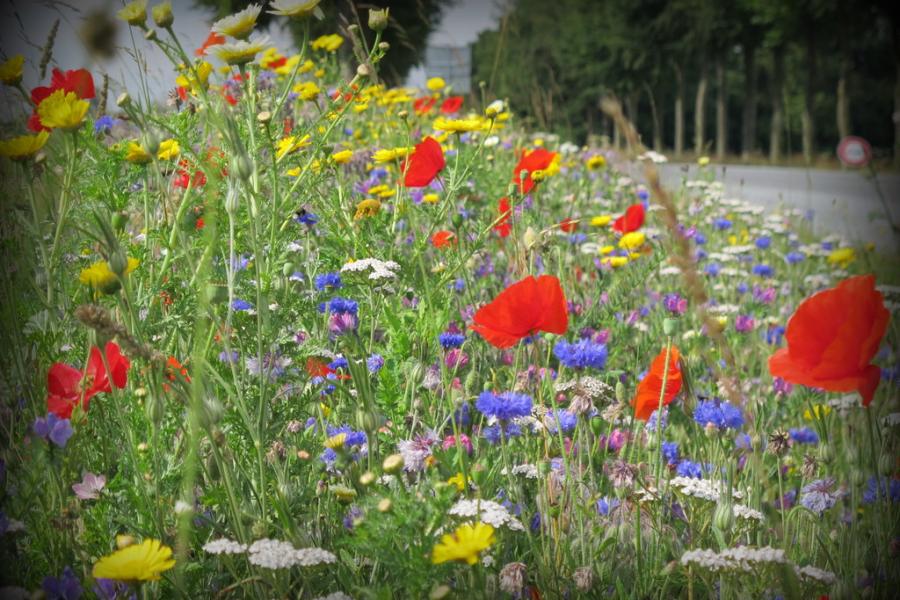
[193,0,456,86]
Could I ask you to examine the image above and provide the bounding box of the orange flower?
[431,230,456,248]
[471,275,568,348]
[196,31,226,56]
[512,148,557,194]
[632,346,682,421]
[768,275,889,406]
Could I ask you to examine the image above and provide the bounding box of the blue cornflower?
[33,413,73,448]
[786,251,806,264]
[367,354,384,373]
[218,350,239,363]
[800,478,839,515]
[676,460,704,479]
[596,496,621,516]
[862,476,900,504]
[315,272,342,291]
[713,217,732,230]
[694,232,707,245]
[326,424,367,447]
[319,297,358,315]
[453,402,471,427]
[755,236,771,249]
[439,332,465,349]
[693,399,744,430]
[475,391,532,421]
[545,409,577,434]
[821,241,834,251]
[789,427,819,445]
[329,357,349,370]
[752,264,774,277]
[765,325,786,345]
[93,115,117,135]
[737,282,749,294]
[42,566,82,600]
[647,408,668,432]
[553,339,608,371]
[231,299,253,311]
[662,441,679,466]
[483,422,522,444]
[704,262,720,276]
[294,211,319,226]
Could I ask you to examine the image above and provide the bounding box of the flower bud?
[356,64,371,78]
[233,154,252,181]
[359,471,375,486]
[109,249,129,277]
[146,392,165,425]
[615,380,626,404]
[198,397,224,428]
[368,8,389,32]
[224,185,240,214]
[116,534,136,549]
[663,318,678,336]
[485,99,504,118]
[257,110,271,125]
[143,28,157,41]
[713,498,734,533]
[377,498,392,512]
[383,453,404,473]
[116,92,131,108]
[878,453,894,476]
[111,211,128,232]
[141,130,161,156]
[378,41,390,51]
[152,1,174,28]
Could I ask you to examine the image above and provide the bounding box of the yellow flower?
[433,116,486,134]
[586,155,606,170]
[92,539,175,583]
[268,0,321,19]
[126,142,152,164]
[431,522,494,565]
[446,473,466,492]
[354,198,381,220]
[0,131,49,160]
[426,77,445,91]
[619,231,646,250]
[213,35,269,66]
[212,4,261,39]
[324,433,347,449]
[0,54,25,85]
[175,61,212,94]
[331,149,353,164]
[311,34,343,52]
[276,134,310,160]
[698,156,710,166]
[353,101,369,113]
[590,215,611,227]
[372,147,411,163]
[292,80,320,101]
[804,404,832,420]
[151,1,174,28]
[157,139,180,161]
[599,245,614,255]
[298,59,316,74]
[80,258,139,294]
[37,90,89,130]
[118,0,147,27]
[423,193,439,204]
[601,256,629,268]
[827,247,855,267]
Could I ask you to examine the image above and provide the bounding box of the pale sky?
[0,0,500,115]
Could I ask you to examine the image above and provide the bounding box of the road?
[656,163,900,253]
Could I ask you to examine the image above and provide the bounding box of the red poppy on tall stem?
[512,148,557,194]
[431,230,456,248]
[768,274,889,406]
[471,275,568,348]
[612,203,645,234]
[632,346,682,420]
[46,342,130,419]
[440,96,464,114]
[403,136,445,187]
[559,218,578,233]
[494,197,512,238]
[413,96,437,115]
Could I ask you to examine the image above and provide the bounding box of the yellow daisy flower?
[431,522,494,565]
[175,61,212,94]
[354,198,381,220]
[827,247,855,268]
[0,54,25,85]
[618,231,646,250]
[423,193,439,204]
[37,90,89,130]
[372,147,411,163]
[212,3,261,39]
[92,539,175,583]
[590,215,612,227]
[331,149,353,164]
[426,77,445,92]
[586,155,606,169]
[0,131,50,160]
[80,258,139,294]
[157,139,180,161]
[292,81,320,101]
[118,0,147,27]
[601,256,629,268]
[433,116,486,134]
[268,0,321,19]
[213,35,269,66]
[324,433,347,449]
[446,473,466,492]
[125,142,152,164]
[275,134,310,160]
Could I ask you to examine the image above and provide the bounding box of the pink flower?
[442,434,472,454]
[72,472,106,500]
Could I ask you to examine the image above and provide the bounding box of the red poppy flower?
[46,342,130,419]
[768,275,889,406]
[431,230,456,248]
[403,136,445,187]
[28,68,95,132]
[440,96,464,114]
[471,275,568,348]
[305,358,350,380]
[196,31,226,56]
[559,218,578,233]
[494,197,512,238]
[632,345,682,420]
[413,96,437,115]
[612,203,645,234]
[512,148,557,194]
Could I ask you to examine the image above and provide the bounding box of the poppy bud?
[663,318,678,336]
[590,417,604,436]
[233,154,252,180]
[146,392,165,425]
[451,213,464,229]
[199,397,224,428]
[141,130,160,156]
[713,498,734,533]
[615,381,626,403]
[817,443,833,464]
[368,8,389,32]
[109,249,128,277]
[359,471,375,486]
[111,211,128,232]
[879,453,894,476]
[224,186,240,214]
[205,453,220,480]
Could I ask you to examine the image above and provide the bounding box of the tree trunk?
[769,48,785,164]
[626,92,640,144]
[741,42,758,159]
[836,51,851,140]
[674,63,685,156]
[715,56,727,160]
[644,82,663,152]
[694,60,708,156]
[801,30,816,164]
[895,50,900,169]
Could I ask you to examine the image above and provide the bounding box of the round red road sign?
[837,136,872,167]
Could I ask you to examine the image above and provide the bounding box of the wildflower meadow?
[0,2,898,599]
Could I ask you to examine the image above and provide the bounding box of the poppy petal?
[403,136,445,187]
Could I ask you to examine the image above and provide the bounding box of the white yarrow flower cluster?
[341,258,400,281]
[680,546,786,573]
[670,477,745,502]
[448,499,525,531]
[203,538,248,555]
[732,504,764,522]
[242,539,337,569]
[795,565,837,585]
